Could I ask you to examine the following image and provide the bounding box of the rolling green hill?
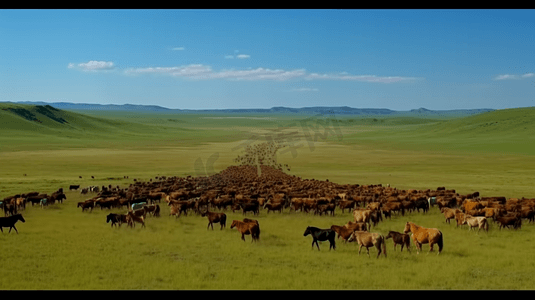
[0,103,243,151]
[337,106,535,155]
[1,103,148,135]
[2,103,535,156]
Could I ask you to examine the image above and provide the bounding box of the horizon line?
[1,100,501,112]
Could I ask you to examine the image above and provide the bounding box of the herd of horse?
[6,164,535,259]
[303,221,443,258]
[98,193,444,254]
[0,191,444,258]
[0,180,512,258]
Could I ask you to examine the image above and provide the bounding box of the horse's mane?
[408,222,420,228]
[232,220,251,227]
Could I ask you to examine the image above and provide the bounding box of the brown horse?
[230,219,260,242]
[385,231,411,252]
[330,225,356,242]
[347,231,387,258]
[344,221,367,232]
[126,211,145,228]
[201,209,227,230]
[403,222,443,255]
[143,204,160,217]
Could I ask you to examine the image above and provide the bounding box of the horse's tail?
[437,231,444,253]
[381,235,387,258]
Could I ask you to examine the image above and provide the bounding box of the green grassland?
[1,103,535,289]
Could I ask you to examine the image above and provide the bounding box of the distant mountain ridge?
[5,101,495,116]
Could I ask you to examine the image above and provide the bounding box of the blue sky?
[0,9,534,110]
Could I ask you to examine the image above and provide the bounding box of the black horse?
[414,198,430,214]
[0,214,25,234]
[106,213,126,228]
[303,226,336,251]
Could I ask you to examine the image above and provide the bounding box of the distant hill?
[8,101,173,112]
[4,101,495,117]
[2,102,534,155]
[0,102,168,139]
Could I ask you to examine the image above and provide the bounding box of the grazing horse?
[338,200,356,213]
[330,225,356,242]
[78,201,94,212]
[126,211,145,228]
[344,221,367,232]
[230,219,260,242]
[496,215,521,230]
[243,218,259,225]
[169,203,181,218]
[352,209,372,229]
[130,208,147,218]
[263,202,284,214]
[143,204,159,217]
[385,231,411,252]
[441,207,460,224]
[303,226,336,251]
[3,203,17,216]
[237,202,260,216]
[0,214,25,234]
[106,213,126,228]
[403,222,443,255]
[315,203,336,216]
[201,210,227,230]
[14,198,25,211]
[462,215,489,232]
[153,204,160,217]
[414,198,429,213]
[348,231,387,258]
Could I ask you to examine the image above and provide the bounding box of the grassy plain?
[1,103,535,289]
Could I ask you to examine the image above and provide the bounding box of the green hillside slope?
[428,107,535,136]
[0,103,182,150]
[338,107,535,155]
[0,103,249,151]
[1,103,143,134]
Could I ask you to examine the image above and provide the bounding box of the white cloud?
[305,72,417,83]
[124,64,212,77]
[68,60,115,72]
[494,73,534,80]
[125,65,304,81]
[211,68,306,81]
[172,47,185,51]
[225,52,250,59]
[292,88,319,92]
[117,63,418,83]
[494,74,518,80]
